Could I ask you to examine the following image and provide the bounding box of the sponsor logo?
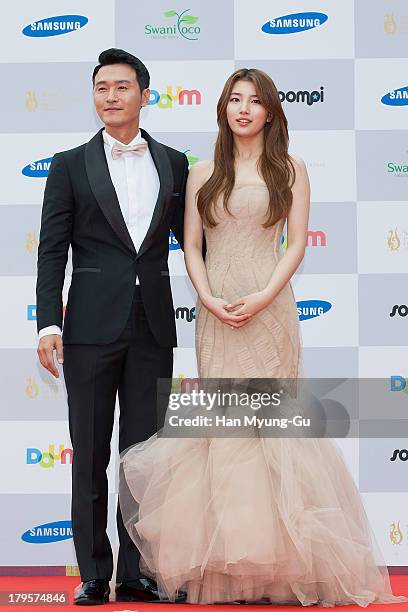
[279,87,324,106]
[21,521,73,543]
[145,9,200,41]
[26,232,39,256]
[22,15,88,37]
[26,444,73,468]
[27,304,66,321]
[296,300,332,321]
[174,306,195,322]
[387,227,408,251]
[169,230,181,250]
[390,521,404,545]
[387,161,408,177]
[307,230,327,247]
[183,149,200,166]
[390,305,408,317]
[390,376,408,393]
[262,12,328,35]
[390,449,408,461]
[148,85,202,109]
[26,376,61,401]
[22,157,53,178]
[381,86,408,106]
[384,13,408,36]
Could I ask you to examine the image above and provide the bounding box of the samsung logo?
[22,157,53,178]
[381,86,408,106]
[169,230,181,251]
[22,15,88,37]
[21,520,73,544]
[262,12,328,35]
[297,300,332,321]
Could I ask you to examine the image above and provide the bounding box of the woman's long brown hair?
[197,68,295,228]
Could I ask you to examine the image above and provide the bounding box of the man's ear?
[141,88,150,108]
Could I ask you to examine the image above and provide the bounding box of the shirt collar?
[102,129,144,148]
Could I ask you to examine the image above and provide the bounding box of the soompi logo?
[262,12,328,35]
[145,9,200,41]
[22,15,88,37]
[26,444,73,468]
[148,85,201,109]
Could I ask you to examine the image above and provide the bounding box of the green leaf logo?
[180,15,199,24]
[164,9,177,17]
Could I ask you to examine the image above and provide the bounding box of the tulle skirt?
[119,433,408,606]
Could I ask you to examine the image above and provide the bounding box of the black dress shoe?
[74,579,110,606]
[116,578,187,603]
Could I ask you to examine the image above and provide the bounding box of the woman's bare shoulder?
[188,160,214,184]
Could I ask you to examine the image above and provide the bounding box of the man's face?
[93,63,150,128]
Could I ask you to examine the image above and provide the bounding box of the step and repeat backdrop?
[0,0,407,574]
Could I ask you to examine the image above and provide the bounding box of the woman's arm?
[184,161,252,328]
[226,156,310,314]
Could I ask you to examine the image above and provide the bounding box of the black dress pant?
[63,286,173,582]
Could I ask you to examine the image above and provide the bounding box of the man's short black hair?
[92,48,150,91]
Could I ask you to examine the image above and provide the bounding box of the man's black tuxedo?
[37,128,188,346]
[36,128,188,584]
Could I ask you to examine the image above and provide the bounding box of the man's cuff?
[38,325,62,339]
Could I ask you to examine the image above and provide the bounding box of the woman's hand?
[202,295,252,328]
[224,291,270,317]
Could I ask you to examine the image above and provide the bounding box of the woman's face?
[226,79,269,138]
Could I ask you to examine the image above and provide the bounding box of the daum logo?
[26,444,73,468]
[262,12,328,35]
[390,376,408,393]
[145,9,200,41]
[21,521,73,544]
[279,87,324,106]
[149,85,202,109]
[381,86,408,106]
[22,15,88,37]
[169,230,180,250]
[296,300,332,321]
[307,230,327,247]
[22,157,53,178]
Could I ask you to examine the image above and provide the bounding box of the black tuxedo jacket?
[36,128,188,347]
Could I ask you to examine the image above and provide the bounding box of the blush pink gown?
[119,182,408,606]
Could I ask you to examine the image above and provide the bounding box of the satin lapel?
[137,129,174,259]
[85,129,136,255]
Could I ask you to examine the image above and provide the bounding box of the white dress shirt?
[39,129,160,339]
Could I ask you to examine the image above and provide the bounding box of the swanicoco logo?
[387,159,408,177]
[22,15,88,37]
[22,157,53,178]
[21,520,73,543]
[148,85,201,109]
[145,9,200,41]
[296,300,332,321]
[381,86,408,106]
[26,444,73,468]
[279,86,324,106]
[262,12,328,35]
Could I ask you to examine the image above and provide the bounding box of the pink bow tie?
[111,142,148,160]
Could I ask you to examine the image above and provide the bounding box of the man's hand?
[37,335,64,378]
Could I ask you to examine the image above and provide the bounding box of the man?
[36,48,188,605]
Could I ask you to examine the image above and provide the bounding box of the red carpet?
[0,576,407,610]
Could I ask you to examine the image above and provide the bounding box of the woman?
[119,69,407,606]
